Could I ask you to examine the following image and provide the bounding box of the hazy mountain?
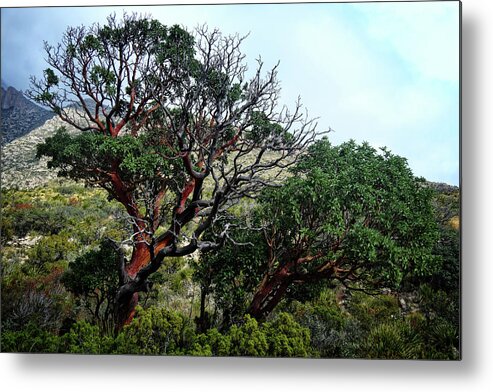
[1,113,82,189]
[1,83,55,144]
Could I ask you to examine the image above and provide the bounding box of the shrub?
[289,289,359,357]
[1,323,60,353]
[346,292,401,329]
[61,321,107,354]
[228,315,269,356]
[188,328,231,356]
[228,313,312,357]
[357,321,423,359]
[263,313,313,357]
[112,306,194,355]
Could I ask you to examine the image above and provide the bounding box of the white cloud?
[286,3,459,184]
[362,2,460,83]
[1,3,459,185]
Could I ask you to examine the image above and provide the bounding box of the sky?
[0,1,460,185]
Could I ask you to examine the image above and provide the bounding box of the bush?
[357,321,423,359]
[263,313,313,357]
[112,306,194,355]
[1,323,60,353]
[27,232,77,266]
[1,264,71,333]
[188,328,231,356]
[227,315,269,356]
[61,320,109,354]
[346,292,401,329]
[228,313,312,357]
[289,289,359,358]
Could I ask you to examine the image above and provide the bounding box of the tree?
[245,139,440,319]
[29,13,320,329]
[61,239,121,333]
[192,220,267,330]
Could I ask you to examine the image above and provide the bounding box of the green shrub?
[228,315,269,356]
[228,313,312,357]
[1,323,60,353]
[27,232,77,266]
[112,306,193,355]
[188,328,231,356]
[61,321,106,354]
[263,313,313,357]
[346,292,401,329]
[289,289,359,358]
[358,321,423,359]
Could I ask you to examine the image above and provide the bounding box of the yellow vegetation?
[448,216,460,231]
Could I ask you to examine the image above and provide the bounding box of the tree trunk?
[114,233,178,331]
[114,242,150,331]
[248,270,291,320]
[114,291,139,332]
[113,184,199,331]
[196,286,210,333]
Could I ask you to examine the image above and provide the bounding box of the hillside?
[1,116,78,189]
[1,83,55,145]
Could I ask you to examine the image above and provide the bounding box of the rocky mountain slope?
[1,115,78,189]
[1,83,55,144]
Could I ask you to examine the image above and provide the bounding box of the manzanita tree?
[244,139,441,320]
[29,14,319,329]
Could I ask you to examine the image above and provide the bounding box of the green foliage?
[289,289,358,357]
[193,223,267,327]
[346,292,401,328]
[189,328,232,356]
[1,184,125,241]
[27,232,77,266]
[61,239,121,332]
[247,111,292,145]
[111,308,311,357]
[44,68,59,87]
[1,184,126,334]
[263,313,313,357]
[226,313,312,357]
[1,263,71,333]
[61,321,107,354]
[32,16,196,109]
[259,139,441,290]
[37,128,178,184]
[358,321,423,359]
[228,315,269,356]
[1,322,60,353]
[62,239,119,298]
[113,306,193,355]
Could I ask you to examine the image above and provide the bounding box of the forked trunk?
[114,235,176,331]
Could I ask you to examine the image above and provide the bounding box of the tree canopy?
[231,139,439,319]
[30,13,320,328]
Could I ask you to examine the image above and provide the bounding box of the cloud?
[361,2,460,83]
[287,3,459,184]
[0,3,459,185]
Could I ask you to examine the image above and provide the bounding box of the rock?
[1,84,55,144]
[1,115,79,189]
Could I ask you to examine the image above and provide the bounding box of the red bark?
[116,179,198,327]
[248,253,332,320]
[248,266,292,320]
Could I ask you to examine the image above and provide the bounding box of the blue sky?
[0,2,460,185]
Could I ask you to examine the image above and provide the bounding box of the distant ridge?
[1,83,55,144]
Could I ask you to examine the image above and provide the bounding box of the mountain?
[1,83,55,144]
[1,114,81,189]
